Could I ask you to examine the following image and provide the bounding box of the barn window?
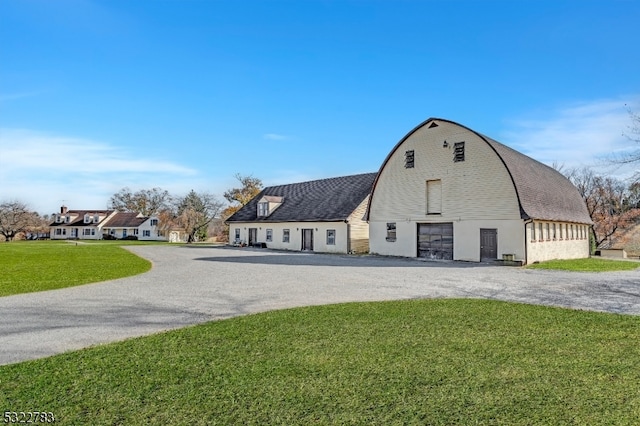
[386,223,397,242]
[426,179,442,214]
[453,142,465,162]
[404,150,415,168]
[531,222,536,242]
[326,229,336,245]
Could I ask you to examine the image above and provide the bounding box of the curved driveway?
[1,245,639,365]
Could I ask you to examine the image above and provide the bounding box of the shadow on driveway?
[192,248,496,268]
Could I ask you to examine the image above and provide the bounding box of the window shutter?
[426,180,442,214]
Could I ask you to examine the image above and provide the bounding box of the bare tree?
[109,187,172,216]
[566,167,640,247]
[175,190,224,243]
[609,108,640,181]
[0,201,37,242]
[217,174,263,242]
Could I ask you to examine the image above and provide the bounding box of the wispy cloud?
[0,128,199,213]
[500,97,640,172]
[0,128,197,175]
[0,91,45,102]
[263,133,290,141]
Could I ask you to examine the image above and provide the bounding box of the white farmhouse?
[49,206,168,241]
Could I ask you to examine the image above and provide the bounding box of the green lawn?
[1,299,639,425]
[527,257,640,272]
[0,240,151,296]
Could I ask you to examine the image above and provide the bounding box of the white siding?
[370,122,521,223]
[369,121,522,260]
[346,196,371,253]
[229,222,350,253]
[526,221,590,263]
[426,180,442,214]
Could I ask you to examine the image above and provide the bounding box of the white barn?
[366,118,592,265]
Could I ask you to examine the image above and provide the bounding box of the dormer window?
[257,202,269,217]
[64,215,70,223]
[93,214,99,223]
[84,214,91,223]
[256,195,284,218]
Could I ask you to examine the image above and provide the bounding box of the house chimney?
[61,205,68,214]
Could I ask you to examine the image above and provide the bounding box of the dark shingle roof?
[102,212,148,228]
[227,173,378,223]
[49,210,114,227]
[366,118,592,224]
[483,135,592,223]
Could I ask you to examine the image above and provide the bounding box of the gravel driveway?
[1,245,639,365]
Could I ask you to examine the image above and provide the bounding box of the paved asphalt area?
[1,245,639,365]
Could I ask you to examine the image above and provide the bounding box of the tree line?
[0,174,263,243]
[2,111,639,246]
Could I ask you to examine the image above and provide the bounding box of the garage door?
[418,223,453,260]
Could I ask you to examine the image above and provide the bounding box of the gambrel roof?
[366,118,592,224]
[227,172,378,223]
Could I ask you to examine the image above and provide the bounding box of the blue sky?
[1,0,639,214]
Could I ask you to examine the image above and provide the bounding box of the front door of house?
[302,229,314,251]
[248,228,258,246]
[480,228,497,261]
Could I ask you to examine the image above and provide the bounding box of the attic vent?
[428,122,439,128]
[453,142,465,162]
[404,150,415,168]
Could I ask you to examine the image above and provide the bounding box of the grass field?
[527,257,640,272]
[0,240,152,296]
[1,299,639,425]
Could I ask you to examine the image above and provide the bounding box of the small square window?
[386,222,396,242]
[326,229,336,245]
[453,142,465,162]
[404,150,415,168]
